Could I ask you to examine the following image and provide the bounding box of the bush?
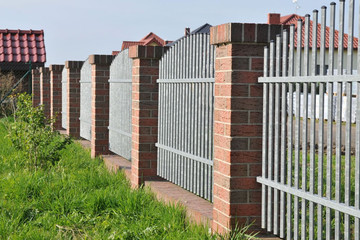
[7,93,71,169]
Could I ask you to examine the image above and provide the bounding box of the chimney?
[268,13,281,24]
[185,28,190,36]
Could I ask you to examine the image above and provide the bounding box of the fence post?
[31,69,41,107]
[89,55,114,158]
[40,67,50,119]
[210,23,283,233]
[129,45,167,187]
[65,61,84,138]
[49,64,64,130]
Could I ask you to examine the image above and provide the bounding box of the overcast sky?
[2,0,340,65]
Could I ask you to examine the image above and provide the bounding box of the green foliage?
[218,223,259,240]
[0,118,257,239]
[6,93,71,169]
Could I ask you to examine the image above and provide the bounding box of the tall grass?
[0,118,257,239]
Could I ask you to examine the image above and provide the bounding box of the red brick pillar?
[40,67,50,119]
[210,23,283,233]
[129,45,166,187]
[65,61,84,138]
[49,64,64,130]
[32,69,41,107]
[89,55,114,158]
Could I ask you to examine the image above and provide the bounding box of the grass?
[279,147,358,238]
[0,118,258,239]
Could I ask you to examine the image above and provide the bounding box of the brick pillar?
[40,67,50,119]
[31,69,41,107]
[49,64,64,130]
[129,45,167,187]
[89,55,114,158]
[65,61,84,138]
[210,23,283,233]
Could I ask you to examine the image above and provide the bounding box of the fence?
[79,58,92,141]
[35,22,283,234]
[257,1,360,239]
[156,33,215,201]
[61,67,67,129]
[108,49,133,159]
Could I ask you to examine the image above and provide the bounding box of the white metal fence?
[156,33,215,201]
[108,49,133,160]
[257,1,360,239]
[79,58,92,141]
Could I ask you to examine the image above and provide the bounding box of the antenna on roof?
[292,0,301,13]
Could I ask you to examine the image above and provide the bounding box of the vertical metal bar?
[157,80,162,176]
[294,18,303,240]
[273,34,281,235]
[344,1,355,239]
[326,3,336,239]
[267,40,275,232]
[173,43,179,184]
[280,29,288,239]
[200,82,205,198]
[171,82,175,183]
[204,35,210,191]
[301,14,310,240]
[356,1,360,237]
[308,10,318,240]
[210,80,214,201]
[176,82,180,185]
[204,81,209,199]
[262,46,269,229]
[206,34,211,78]
[356,76,360,240]
[287,24,295,240]
[335,1,345,239]
[317,6,327,240]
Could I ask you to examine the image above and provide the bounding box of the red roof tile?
[121,32,168,50]
[0,29,46,63]
[278,14,358,49]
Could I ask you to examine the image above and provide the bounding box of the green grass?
[284,148,358,238]
[0,118,223,239]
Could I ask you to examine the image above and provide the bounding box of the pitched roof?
[191,23,212,34]
[121,32,168,50]
[0,29,46,63]
[166,23,212,47]
[275,13,358,49]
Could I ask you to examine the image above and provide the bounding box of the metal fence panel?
[80,58,92,140]
[108,49,132,160]
[157,33,215,202]
[257,1,360,238]
[61,67,67,129]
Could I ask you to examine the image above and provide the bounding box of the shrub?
[7,93,71,169]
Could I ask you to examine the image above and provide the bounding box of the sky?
[1,0,339,65]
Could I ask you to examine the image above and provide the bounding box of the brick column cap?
[49,64,64,72]
[65,60,84,69]
[129,45,168,60]
[32,68,40,75]
[89,54,115,66]
[39,66,49,74]
[210,23,287,45]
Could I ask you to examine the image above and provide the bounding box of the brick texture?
[89,55,115,158]
[31,69,41,107]
[49,64,64,130]
[129,46,167,187]
[210,23,283,234]
[40,67,50,119]
[65,61,84,138]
